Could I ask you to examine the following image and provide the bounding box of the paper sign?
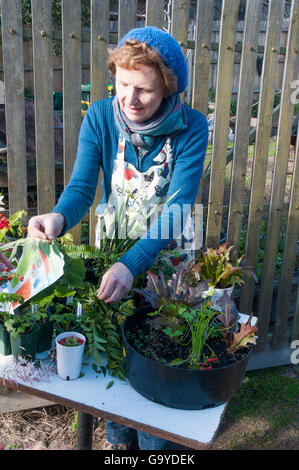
[0,240,65,310]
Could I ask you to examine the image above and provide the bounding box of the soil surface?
[124,313,250,370]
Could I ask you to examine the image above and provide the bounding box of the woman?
[28,26,208,450]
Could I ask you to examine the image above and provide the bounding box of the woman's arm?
[52,104,103,232]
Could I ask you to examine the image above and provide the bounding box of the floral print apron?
[95,135,195,270]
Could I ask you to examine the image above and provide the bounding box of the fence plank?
[118,0,137,41]
[191,0,213,206]
[275,119,299,346]
[62,0,82,243]
[191,0,214,206]
[205,0,240,248]
[226,0,263,253]
[0,26,290,98]
[31,0,55,215]
[268,2,299,350]
[191,0,213,115]
[239,0,286,317]
[88,0,110,246]
[91,0,109,103]
[145,0,164,29]
[171,0,190,103]
[0,0,28,218]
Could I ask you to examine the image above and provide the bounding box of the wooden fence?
[0,0,298,367]
[0,20,291,98]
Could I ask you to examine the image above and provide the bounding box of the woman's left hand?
[97,262,133,303]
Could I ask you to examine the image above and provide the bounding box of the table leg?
[77,411,94,450]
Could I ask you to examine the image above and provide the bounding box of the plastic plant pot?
[121,310,253,410]
[55,331,86,381]
[10,326,40,361]
[37,320,54,353]
[0,322,11,355]
[202,286,234,311]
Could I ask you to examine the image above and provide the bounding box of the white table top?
[0,352,226,448]
[0,313,255,449]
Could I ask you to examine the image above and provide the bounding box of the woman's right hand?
[27,213,65,241]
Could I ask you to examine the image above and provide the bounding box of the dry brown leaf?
[228,313,258,353]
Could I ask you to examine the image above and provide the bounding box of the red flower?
[0,217,9,230]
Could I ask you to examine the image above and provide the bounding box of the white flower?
[0,195,5,209]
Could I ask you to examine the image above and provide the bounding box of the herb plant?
[187,302,221,369]
[58,336,84,347]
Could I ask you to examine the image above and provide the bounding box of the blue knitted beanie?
[117,26,188,94]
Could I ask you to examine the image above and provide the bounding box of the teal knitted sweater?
[53,97,208,277]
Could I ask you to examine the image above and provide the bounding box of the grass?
[211,365,299,450]
[227,367,299,424]
[203,140,277,182]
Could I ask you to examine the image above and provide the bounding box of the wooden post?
[205,0,240,248]
[88,0,110,246]
[0,0,28,218]
[145,0,164,29]
[118,0,137,41]
[191,0,213,115]
[227,0,263,254]
[62,0,82,244]
[171,0,190,104]
[192,0,214,206]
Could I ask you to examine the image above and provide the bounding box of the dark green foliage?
[19,0,91,27]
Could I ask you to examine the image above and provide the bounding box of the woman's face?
[115,64,164,123]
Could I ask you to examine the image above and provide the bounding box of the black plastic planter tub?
[121,310,253,410]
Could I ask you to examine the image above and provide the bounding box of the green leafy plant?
[186,301,221,370]
[78,284,134,380]
[51,302,85,331]
[0,194,27,244]
[58,335,84,347]
[4,308,44,341]
[132,265,258,370]
[136,265,209,316]
[0,292,24,319]
[187,242,257,290]
[238,219,293,282]
[135,265,210,344]
[19,0,91,30]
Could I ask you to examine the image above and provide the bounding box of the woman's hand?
[97,262,133,303]
[27,213,65,241]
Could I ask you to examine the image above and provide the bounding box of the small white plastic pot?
[55,331,86,380]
